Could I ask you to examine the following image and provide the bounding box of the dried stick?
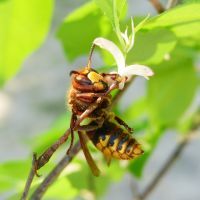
[137,136,189,200]
[137,115,200,200]
[30,142,81,200]
[136,112,200,200]
[149,0,165,13]
[20,129,71,200]
[21,154,37,200]
[36,129,71,169]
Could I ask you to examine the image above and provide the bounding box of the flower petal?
[120,64,154,80]
[93,37,125,74]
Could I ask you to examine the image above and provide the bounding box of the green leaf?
[143,3,200,47]
[95,0,137,53]
[94,0,127,26]
[0,0,54,86]
[31,114,70,154]
[0,160,30,192]
[135,15,150,33]
[144,3,200,29]
[68,158,125,196]
[57,1,111,61]
[122,97,147,123]
[147,46,198,127]
[182,0,200,3]
[127,28,177,65]
[129,128,163,177]
[44,178,78,199]
[120,97,149,132]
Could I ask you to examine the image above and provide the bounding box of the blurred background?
[0,0,200,199]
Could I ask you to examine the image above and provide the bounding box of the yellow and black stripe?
[87,121,143,160]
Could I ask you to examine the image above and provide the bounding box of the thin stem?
[137,136,191,200]
[87,44,96,68]
[36,129,71,169]
[21,95,103,198]
[21,154,36,200]
[113,0,125,50]
[30,142,81,200]
[149,0,165,13]
[20,130,71,200]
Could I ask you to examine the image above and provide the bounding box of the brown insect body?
[68,67,111,119]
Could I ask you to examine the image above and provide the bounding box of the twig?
[20,129,71,200]
[36,129,71,169]
[21,92,104,198]
[149,0,165,13]
[137,135,191,200]
[21,154,36,200]
[136,112,200,200]
[30,142,81,200]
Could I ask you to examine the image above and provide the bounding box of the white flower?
[93,37,154,89]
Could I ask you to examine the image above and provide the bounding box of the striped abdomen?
[87,121,143,160]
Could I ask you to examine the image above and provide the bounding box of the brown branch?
[36,129,71,169]
[20,129,71,200]
[21,154,36,200]
[30,142,81,200]
[21,92,105,198]
[136,111,200,200]
[149,0,165,13]
[137,135,194,200]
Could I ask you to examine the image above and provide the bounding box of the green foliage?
[94,0,127,48]
[147,46,198,127]
[182,0,200,3]
[145,4,200,29]
[0,160,31,194]
[94,0,127,24]
[32,114,70,154]
[44,178,78,199]
[0,0,54,87]
[57,2,111,61]
[144,3,200,48]
[127,28,177,65]
[129,129,164,177]
[68,158,125,197]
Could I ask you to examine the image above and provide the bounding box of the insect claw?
[33,153,42,177]
[66,147,71,155]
